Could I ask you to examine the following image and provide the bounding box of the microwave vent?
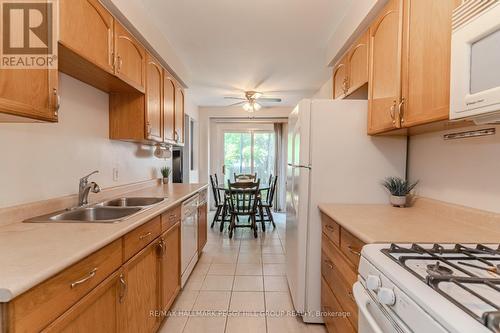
[452,0,499,31]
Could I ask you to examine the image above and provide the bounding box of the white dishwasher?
[181,194,199,287]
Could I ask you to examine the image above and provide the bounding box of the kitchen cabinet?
[119,238,162,333]
[346,30,369,95]
[0,68,59,122]
[367,0,459,134]
[59,0,114,74]
[321,213,365,333]
[146,54,164,142]
[41,270,123,333]
[114,22,146,92]
[174,84,185,144]
[332,54,349,99]
[163,72,176,143]
[159,223,181,311]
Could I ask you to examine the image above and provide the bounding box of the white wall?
[183,92,200,183]
[198,106,293,184]
[0,74,169,208]
[408,125,500,213]
[313,77,333,99]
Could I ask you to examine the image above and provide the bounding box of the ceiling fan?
[224,91,282,112]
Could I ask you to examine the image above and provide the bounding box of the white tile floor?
[159,212,327,333]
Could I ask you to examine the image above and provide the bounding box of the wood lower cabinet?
[119,238,162,333]
[159,223,181,311]
[0,68,58,122]
[367,0,460,134]
[321,213,365,333]
[114,22,146,92]
[145,54,164,142]
[41,270,123,333]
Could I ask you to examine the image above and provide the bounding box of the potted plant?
[160,166,171,184]
[382,177,418,207]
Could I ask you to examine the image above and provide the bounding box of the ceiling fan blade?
[256,98,282,103]
[224,97,246,100]
[227,101,246,107]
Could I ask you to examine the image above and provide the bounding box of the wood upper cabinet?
[0,68,58,122]
[368,0,403,134]
[114,22,146,92]
[119,239,161,333]
[332,54,349,99]
[145,53,163,142]
[41,270,123,333]
[59,0,114,74]
[368,0,459,134]
[159,223,181,311]
[163,72,176,143]
[174,85,185,144]
[400,0,460,127]
[347,30,369,95]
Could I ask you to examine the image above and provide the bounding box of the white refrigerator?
[285,99,407,323]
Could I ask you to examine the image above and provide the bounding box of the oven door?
[353,282,409,333]
[450,3,500,120]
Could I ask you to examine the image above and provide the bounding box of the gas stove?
[357,243,500,333]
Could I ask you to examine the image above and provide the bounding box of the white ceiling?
[138,0,351,107]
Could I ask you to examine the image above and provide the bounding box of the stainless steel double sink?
[24,197,166,224]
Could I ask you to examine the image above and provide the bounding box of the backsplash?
[0,73,169,208]
[408,124,500,213]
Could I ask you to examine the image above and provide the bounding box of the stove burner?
[426,262,453,276]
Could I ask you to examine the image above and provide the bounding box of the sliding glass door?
[222,131,275,184]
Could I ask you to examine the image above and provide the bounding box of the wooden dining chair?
[227,179,260,239]
[258,175,278,229]
[210,175,229,229]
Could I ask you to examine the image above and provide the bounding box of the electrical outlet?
[113,168,119,181]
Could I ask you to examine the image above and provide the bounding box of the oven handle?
[353,282,385,333]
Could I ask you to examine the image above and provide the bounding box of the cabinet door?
[198,203,208,253]
[400,0,459,127]
[145,54,163,142]
[163,73,176,143]
[0,68,58,122]
[368,0,403,134]
[120,240,161,333]
[60,0,114,74]
[332,55,348,99]
[159,223,181,311]
[42,271,123,333]
[114,22,146,92]
[174,85,185,144]
[347,30,369,94]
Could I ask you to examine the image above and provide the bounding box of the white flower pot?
[162,177,169,184]
[390,195,407,207]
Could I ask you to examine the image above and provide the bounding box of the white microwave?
[450,0,500,124]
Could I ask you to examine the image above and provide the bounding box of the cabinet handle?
[347,246,361,257]
[116,55,123,72]
[325,225,335,232]
[389,100,397,125]
[343,77,349,94]
[157,238,166,256]
[53,88,60,116]
[119,273,127,303]
[174,131,179,142]
[146,122,152,136]
[398,98,405,124]
[348,290,355,301]
[70,268,97,288]
[139,231,152,240]
[323,259,334,270]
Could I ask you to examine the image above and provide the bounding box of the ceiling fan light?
[253,102,262,111]
[243,102,252,111]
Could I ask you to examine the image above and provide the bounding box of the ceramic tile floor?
[159,212,327,333]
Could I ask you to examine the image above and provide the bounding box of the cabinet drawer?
[321,277,356,333]
[321,247,358,329]
[123,216,161,261]
[322,233,357,288]
[340,228,364,268]
[8,239,122,333]
[321,213,340,247]
[161,205,181,232]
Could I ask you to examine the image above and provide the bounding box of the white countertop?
[0,183,207,302]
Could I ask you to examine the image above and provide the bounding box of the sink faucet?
[78,171,101,207]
